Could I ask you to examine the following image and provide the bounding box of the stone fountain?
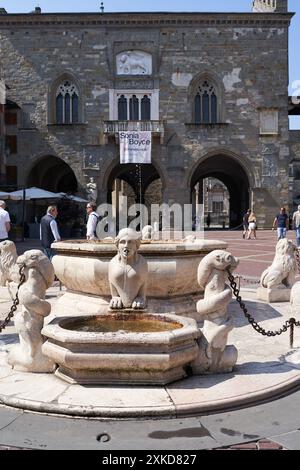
[42,229,212,385]
[41,229,237,384]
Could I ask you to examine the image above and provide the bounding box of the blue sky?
[2,0,300,126]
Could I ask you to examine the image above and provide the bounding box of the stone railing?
[101,120,165,144]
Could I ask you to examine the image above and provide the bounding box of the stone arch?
[26,155,78,193]
[188,149,254,228]
[101,156,166,196]
[47,72,84,124]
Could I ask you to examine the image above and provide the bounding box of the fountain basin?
[42,313,200,385]
[51,239,227,317]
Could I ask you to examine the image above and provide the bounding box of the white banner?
[119,131,152,164]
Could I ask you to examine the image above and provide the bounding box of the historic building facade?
[0,0,298,227]
[0,79,5,184]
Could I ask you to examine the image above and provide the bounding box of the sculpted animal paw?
[110,297,123,309]
[132,297,146,309]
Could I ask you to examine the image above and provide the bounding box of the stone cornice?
[0,12,294,28]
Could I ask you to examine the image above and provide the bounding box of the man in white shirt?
[292,204,300,247]
[40,205,61,260]
[0,200,11,242]
[86,203,99,240]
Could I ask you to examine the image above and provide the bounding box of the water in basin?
[60,314,182,333]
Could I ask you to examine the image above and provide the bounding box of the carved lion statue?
[0,240,19,286]
[141,225,154,241]
[192,250,239,374]
[109,228,148,310]
[260,239,298,289]
[291,281,300,318]
[8,250,55,373]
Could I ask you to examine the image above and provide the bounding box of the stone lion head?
[276,238,297,257]
[0,240,18,285]
[17,250,55,289]
[198,250,239,289]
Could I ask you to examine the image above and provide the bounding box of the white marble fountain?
[4,229,241,386]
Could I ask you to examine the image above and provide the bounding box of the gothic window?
[129,95,139,120]
[194,80,218,124]
[116,93,152,121]
[141,95,151,120]
[55,80,79,124]
[118,95,127,120]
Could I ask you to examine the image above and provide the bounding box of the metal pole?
[21,187,26,242]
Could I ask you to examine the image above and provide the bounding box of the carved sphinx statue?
[109,228,148,310]
[8,250,56,373]
[192,250,239,374]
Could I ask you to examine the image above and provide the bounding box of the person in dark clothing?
[242,209,251,239]
[40,205,61,260]
[206,213,211,229]
[272,207,289,240]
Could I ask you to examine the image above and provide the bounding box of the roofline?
[0,11,294,27]
[0,11,295,16]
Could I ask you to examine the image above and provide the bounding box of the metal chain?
[296,248,300,274]
[227,268,300,348]
[0,264,26,333]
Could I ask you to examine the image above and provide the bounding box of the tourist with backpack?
[86,203,99,240]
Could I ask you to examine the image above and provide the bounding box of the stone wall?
[0,79,5,180]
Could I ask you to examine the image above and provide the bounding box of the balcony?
[101,120,165,145]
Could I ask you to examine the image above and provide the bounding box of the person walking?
[40,205,61,260]
[86,203,99,240]
[242,209,251,239]
[0,200,11,242]
[206,213,211,229]
[273,207,289,240]
[292,204,300,247]
[246,211,257,240]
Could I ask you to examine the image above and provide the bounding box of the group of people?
[39,203,100,260]
[1,199,300,263]
[242,205,300,246]
[272,205,300,246]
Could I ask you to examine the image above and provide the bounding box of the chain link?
[0,264,26,333]
[296,248,300,274]
[227,266,300,349]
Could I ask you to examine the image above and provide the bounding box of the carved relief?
[116,51,152,76]
[83,151,100,170]
[262,155,278,177]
